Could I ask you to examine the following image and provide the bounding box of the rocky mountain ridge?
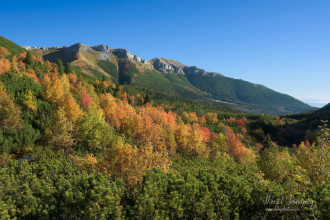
[22,46,68,50]
[21,42,315,114]
[22,43,223,76]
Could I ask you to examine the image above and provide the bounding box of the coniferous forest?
[0,37,329,219]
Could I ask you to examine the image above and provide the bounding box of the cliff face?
[151,58,185,74]
[112,48,149,64]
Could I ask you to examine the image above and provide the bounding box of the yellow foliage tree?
[41,73,64,104]
[23,90,37,112]
[46,107,75,152]
[99,140,171,188]
[61,94,84,124]
[0,83,23,130]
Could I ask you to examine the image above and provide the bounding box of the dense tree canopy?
[0,45,328,219]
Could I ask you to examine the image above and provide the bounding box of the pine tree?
[64,62,73,74]
[24,51,33,65]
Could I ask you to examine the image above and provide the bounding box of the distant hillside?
[317,103,330,112]
[183,66,314,114]
[22,42,315,115]
[250,102,330,146]
[289,102,330,128]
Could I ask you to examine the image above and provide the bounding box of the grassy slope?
[132,69,210,100]
[97,60,119,83]
[0,35,26,56]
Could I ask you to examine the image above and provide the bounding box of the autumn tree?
[0,47,10,58]
[0,83,22,131]
[258,145,293,182]
[210,132,229,158]
[298,122,330,185]
[100,93,135,129]
[41,72,83,123]
[0,58,11,74]
[11,56,19,72]
[78,104,117,152]
[80,89,92,111]
[61,93,84,124]
[0,47,11,74]
[237,116,248,127]
[225,127,254,162]
[182,112,198,123]
[175,123,190,154]
[41,72,64,105]
[46,107,75,152]
[23,90,37,113]
[162,125,177,156]
[176,123,209,157]
[204,112,218,124]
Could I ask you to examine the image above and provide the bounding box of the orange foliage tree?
[0,47,10,58]
[0,58,11,75]
[42,72,83,123]
[80,90,92,111]
[225,127,254,162]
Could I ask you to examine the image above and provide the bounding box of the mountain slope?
[250,102,330,147]
[27,45,208,99]
[183,66,314,114]
[22,42,315,114]
[0,36,26,56]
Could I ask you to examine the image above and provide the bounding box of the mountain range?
[22,42,315,115]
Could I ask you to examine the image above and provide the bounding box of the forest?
[0,39,329,219]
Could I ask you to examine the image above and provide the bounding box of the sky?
[1,0,329,107]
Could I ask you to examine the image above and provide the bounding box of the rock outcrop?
[112,49,148,64]
[152,58,184,74]
[92,44,113,53]
[183,66,222,77]
[69,43,94,53]
[22,46,67,50]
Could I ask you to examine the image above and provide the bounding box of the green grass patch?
[0,35,26,57]
[98,60,119,83]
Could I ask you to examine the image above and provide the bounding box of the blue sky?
[1,0,329,107]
